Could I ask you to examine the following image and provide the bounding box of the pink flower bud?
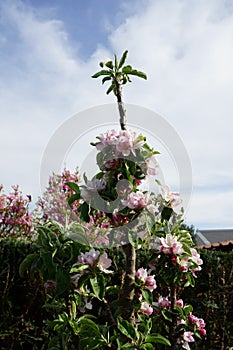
[171,256,177,264]
[105,159,117,169]
[136,292,142,300]
[199,328,206,336]
[188,314,197,323]
[176,299,184,308]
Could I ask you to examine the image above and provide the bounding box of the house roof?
[195,229,233,250]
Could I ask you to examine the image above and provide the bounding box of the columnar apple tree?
[22,51,206,350]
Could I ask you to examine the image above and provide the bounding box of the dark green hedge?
[0,239,49,349]
[182,249,233,349]
[0,239,233,349]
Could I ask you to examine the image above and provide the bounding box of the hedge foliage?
[0,239,232,349]
[0,239,50,349]
[183,249,233,350]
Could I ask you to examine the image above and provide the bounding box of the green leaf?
[70,263,89,273]
[114,54,118,70]
[80,202,90,222]
[117,317,137,340]
[128,69,147,79]
[19,253,38,277]
[106,84,114,95]
[120,345,135,350]
[102,76,111,85]
[67,193,80,205]
[161,309,172,322]
[90,275,105,300]
[141,344,154,350]
[98,274,105,299]
[142,289,153,305]
[77,273,90,290]
[145,334,171,346]
[182,243,192,255]
[122,65,132,74]
[183,304,193,315]
[65,223,89,245]
[161,207,173,221]
[71,300,77,319]
[90,276,100,299]
[105,60,113,69]
[78,317,100,335]
[48,336,60,350]
[55,268,70,296]
[92,70,112,78]
[118,50,128,69]
[185,272,195,287]
[65,182,80,195]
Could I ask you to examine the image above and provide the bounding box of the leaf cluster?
[92,50,147,96]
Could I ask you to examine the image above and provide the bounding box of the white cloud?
[188,188,233,229]
[0,1,111,195]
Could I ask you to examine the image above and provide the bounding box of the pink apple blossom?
[139,301,153,316]
[96,129,118,150]
[183,331,195,343]
[78,248,100,266]
[97,252,112,272]
[0,184,32,238]
[115,131,133,156]
[150,234,184,255]
[136,267,148,282]
[146,156,158,175]
[136,268,157,291]
[34,169,80,225]
[145,275,157,291]
[122,191,149,209]
[196,318,206,329]
[158,296,171,308]
[161,185,182,210]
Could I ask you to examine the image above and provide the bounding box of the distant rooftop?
[195,229,233,251]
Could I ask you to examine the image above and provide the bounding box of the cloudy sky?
[1,0,233,229]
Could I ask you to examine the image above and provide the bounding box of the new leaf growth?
[92,50,147,130]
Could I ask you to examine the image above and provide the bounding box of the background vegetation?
[0,239,232,349]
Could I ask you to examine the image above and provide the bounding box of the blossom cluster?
[94,129,145,156]
[92,129,158,178]
[77,248,112,273]
[136,267,157,292]
[160,185,182,210]
[155,296,206,350]
[122,191,149,209]
[150,233,203,277]
[34,169,79,225]
[33,128,205,348]
[0,184,32,238]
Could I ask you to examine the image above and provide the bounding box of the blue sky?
[0,0,233,229]
[21,0,138,59]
